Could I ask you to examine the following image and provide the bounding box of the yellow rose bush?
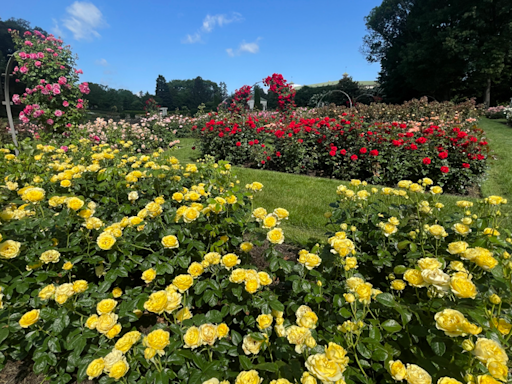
[0,135,511,384]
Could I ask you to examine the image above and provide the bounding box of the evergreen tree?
[253,85,262,110]
[155,75,173,108]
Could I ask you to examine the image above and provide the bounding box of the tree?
[219,82,229,99]
[362,0,512,105]
[155,75,172,108]
[253,85,262,110]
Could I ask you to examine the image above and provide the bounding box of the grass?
[165,123,512,246]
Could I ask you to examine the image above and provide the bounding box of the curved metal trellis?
[354,93,379,103]
[316,90,353,109]
[2,52,19,155]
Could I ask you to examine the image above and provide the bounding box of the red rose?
[261,160,265,164]
[261,144,265,148]
[236,142,241,147]
[329,150,336,156]
[440,166,449,173]
[340,149,347,155]
[439,151,448,159]
[410,144,418,150]
[219,132,224,138]
[359,147,367,154]
[370,150,379,156]
[422,157,431,165]
[248,141,254,146]
[298,139,303,143]
[254,139,259,144]
[350,154,358,161]
[462,163,470,168]
[416,137,427,144]
[276,152,281,157]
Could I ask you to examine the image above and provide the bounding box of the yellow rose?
[199,324,218,346]
[450,275,477,299]
[405,364,432,384]
[256,314,273,330]
[382,223,398,237]
[428,225,447,239]
[447,241,469,255]
[144,329,170,354]
[483,228,500,237]
[487,196,504,205]
[97,233,116,250]
[217,323,229,339]
[21,187,45,203]
[62,261,73,270]
[112,287,123,298]
[245,278,260,294]
[230,269,247,284]
[222,253,241,269]
[486,360,508,382]
[453,223,471,236]
[203,379,220,384]
[431,186,443,194]
[38,284,55,300]
[183,326,202,349]
[144,291,169,314]
[389,360,407,381]
[204,252,221,265]
[109,358,129,380]
[188,262,204,277]
[437,378,463,384]
[66,197,84,211]
[346,277,364,291]
[174,307,193,322]
[173,274,194,293]
[73,280,89,294]
[240,242,253,252]
[491,318,511,335]
[421,269,450,292]
[409,184,423,193]
[144,347,156,360]
[476,375,501,384]
[115,331,141,353]
[40,249,61,264]
[302,253,322,270]
[86,358,105,380]
[391,279,406,291]
[404,269,426,287]
[183,207,200,223]
[60,180,71,188]
[55,283,75,298]
[106,323,122,339]
[258,272,272,286]
[95,313,118,334]
[474,253,498,271]
[242,334,264,355]
[286,325,311,353]
[356,283,373,303]
[274,208,289,220]
[325,342,349,366]
[19,309,40,328]
[162,235,179,249]
[297,311,318,329]
[262,214,278,229]
[0,240,21,259]
[344,293,355,303]
[235,370,263,384]
[85,314,99,329]
[301,372,318,384]
[305,353,344,383]
[434,309,466,337]
[267,228,284,244]
[418,258,442,270]
[142,268,157,284]
[97,299,117,315]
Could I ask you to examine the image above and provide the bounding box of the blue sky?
[4,0,382,94]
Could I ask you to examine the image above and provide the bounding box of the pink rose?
[54,110,63,117]
[24,41,33,47]
[35,61,42,67]
[76,103,83,109]
[46,119,54,125]
[20,66,28,74]
[60,146,68,152]
[63,101,69,107]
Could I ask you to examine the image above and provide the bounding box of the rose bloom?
[450,274,477,299]
[242,334,264,355]
[144,291,168,314]
[267,228,284,244]
[40,249,60,264]
[0,240,21,259]
[305,353,345,383]
[286,325,311,353]
[97,232,116,250]
[19,309,40,328]
[86,358,105,380]
[115,331,141,353]
[38,284,56,300]
[405,364,432,384]
[473,338,509,364]
[108,358,129,380]
[453,223,471,236]
[389,360,407,381]
[199,323,218,346]
[234,370,263,384]
[142,268,157,283]
[162,235,179,249]
[434,309,469,337]
[221,253,241,270]
[73,280,89,294]
[183,326,202,349]
[97,298,117,315]
[188,262,204,277]
[173,274,194,292]
[240,242,253,252]
[174,307,192,322]
[404,269,426,287]
[143,329,170,354]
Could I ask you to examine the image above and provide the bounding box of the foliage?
[362,0,512,105]
[9,29,88,135]
[0,139,511,383]
[83,83,144,112]
[485,106,507,120]
[156,75,173,109]
[263,74,296,115]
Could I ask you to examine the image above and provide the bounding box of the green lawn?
[171,119,512,245]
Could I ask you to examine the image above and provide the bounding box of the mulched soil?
[0,360,96,384]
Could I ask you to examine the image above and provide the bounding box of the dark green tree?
[155,75,173,108]
[362,0,512,105]
[253,85,262,110]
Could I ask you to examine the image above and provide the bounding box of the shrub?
[0,140,510,384]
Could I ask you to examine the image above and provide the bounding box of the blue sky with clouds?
[4,0,382,94]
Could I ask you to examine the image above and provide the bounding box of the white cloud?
[52,18,65,38]
[226,39,261,56]
[60,2,107,41]
[183,12,243,44]
[95,58,108,66]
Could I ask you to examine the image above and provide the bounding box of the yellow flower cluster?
[389,361,432,384]
[183,323,229,349]
[298,249,322,270]
[86,299,122,339]
[345,277,381,304]
[328,231,355,257]
[38,280,88,304]
[229,268,272,293]
[86,349,130,381]
[143,285,182,314]
[434,309,482,337]
[305,343,349,383]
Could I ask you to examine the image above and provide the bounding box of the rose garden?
[0,26,511,384]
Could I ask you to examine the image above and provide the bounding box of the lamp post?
[2,52,20,155]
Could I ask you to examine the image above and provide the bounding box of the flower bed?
[196,104,487,193]
[0,135,510,383]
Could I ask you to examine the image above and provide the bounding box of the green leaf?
[0,328,9,345]
[430,338,446,356]
[231,330,242,345]
[269,299,284,313]
[239,355,253,370]
[375,293,395,307]
[254,362,279,372]
[381,319,402,333]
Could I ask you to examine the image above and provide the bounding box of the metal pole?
[2,53,19,155]
[316,90,353,109]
